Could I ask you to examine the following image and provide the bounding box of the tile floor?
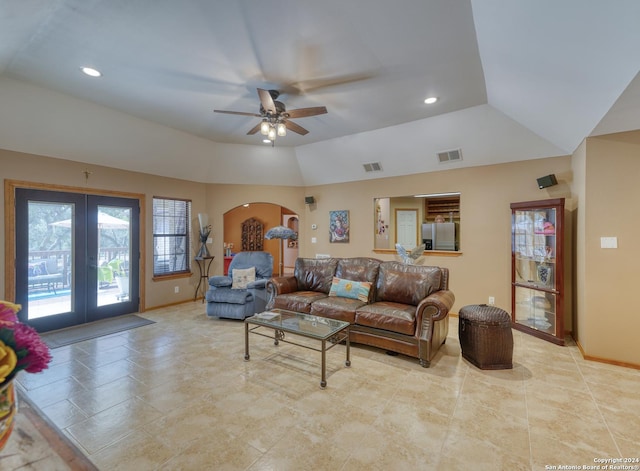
[11,302,640,470]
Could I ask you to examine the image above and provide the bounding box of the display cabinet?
[511,198,565,345]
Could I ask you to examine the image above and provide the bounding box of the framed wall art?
[329,210,349,243]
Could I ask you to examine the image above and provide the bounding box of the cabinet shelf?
[424,197,460,219]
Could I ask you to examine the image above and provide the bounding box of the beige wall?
[223,203,288,275]
[3,139,639,367]
[302,156,574,315]
[579,132,640,365]
[572,140,587,351]
[1,148,208,309]
[204,184,306,275]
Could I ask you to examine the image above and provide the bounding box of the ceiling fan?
[214,88,327,141]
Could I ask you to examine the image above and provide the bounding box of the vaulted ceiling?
[1,0,639,186]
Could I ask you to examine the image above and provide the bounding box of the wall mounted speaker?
[536,174,558,189]
[305,196,315,204]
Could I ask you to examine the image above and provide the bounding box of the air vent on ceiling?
[437,149,462,163]
[363,162,383,172]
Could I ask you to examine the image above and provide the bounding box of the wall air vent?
[437,149,462,163]
[363,162,383,172]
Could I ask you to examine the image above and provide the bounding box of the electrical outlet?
[488,296,495,306]
[174,286,179,294]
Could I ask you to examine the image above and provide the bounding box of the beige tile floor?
[10,302,640,470]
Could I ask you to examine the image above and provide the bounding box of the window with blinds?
[153,197,191,276]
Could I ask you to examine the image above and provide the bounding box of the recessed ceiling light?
[262,139,271,144]
[424,97,438,104]
[81,67,102,77]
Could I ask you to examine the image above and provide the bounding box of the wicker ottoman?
[458,304,513,370]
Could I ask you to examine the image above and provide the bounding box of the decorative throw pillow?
[328,277,371,302]
[231,266,256,289]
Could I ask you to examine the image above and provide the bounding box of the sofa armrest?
[266,276,298,295]
[209,276,232,288]
[265,276,298,309]
[416,289,455,324]
[246,278,267,290]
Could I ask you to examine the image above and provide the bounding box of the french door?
[15,189,140,332]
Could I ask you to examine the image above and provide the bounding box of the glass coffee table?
[244,309,351,388]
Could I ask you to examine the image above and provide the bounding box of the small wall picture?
[329,210,350,243]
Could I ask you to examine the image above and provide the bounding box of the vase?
[196,243,210,258]
[0,379,17,451]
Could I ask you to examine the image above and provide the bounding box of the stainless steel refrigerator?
[421,222,457,251]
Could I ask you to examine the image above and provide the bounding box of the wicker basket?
[458,304,513,370]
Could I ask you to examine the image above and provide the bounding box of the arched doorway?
[223,203,298,276]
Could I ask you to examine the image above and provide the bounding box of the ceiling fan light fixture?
[267,126,277,141]
[277,122,287,137]
[260,120,270,135]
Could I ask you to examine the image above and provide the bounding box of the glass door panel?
[15,189,87,331]
[27,201,74,319]
[15,189,139,332]
[95,206,132,307]
[86,195,139,323]
[513,286,557,336]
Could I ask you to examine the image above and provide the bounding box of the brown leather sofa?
[266,257,455,367]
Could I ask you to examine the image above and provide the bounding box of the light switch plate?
[600,237,618,249]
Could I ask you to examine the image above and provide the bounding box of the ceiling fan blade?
[257,88,277,114]
[284,120,309,136]
[214,110,262,117]
[285,106,328,119]
[246,123,262,135]
[288,71,378,95]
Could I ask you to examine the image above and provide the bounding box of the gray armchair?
[205,251,274,319]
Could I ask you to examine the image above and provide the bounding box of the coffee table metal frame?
[244,309,351,388]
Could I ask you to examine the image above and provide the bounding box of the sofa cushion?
[355,301,416,335]
[329,277,371,302]
[335,257,380,301]
[294,258,338,294]
[232,266,255,289]
[272,291,328,314]
[310,296,366,324]
[376,262,442,306]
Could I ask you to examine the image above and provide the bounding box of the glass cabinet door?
[511,198,564,345]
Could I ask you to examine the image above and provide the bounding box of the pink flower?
[13,322,51,374]
[0,303,18,327]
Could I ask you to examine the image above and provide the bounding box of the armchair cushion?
[209,288,253,304]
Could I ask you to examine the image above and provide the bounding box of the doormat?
[41,314,155,349]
